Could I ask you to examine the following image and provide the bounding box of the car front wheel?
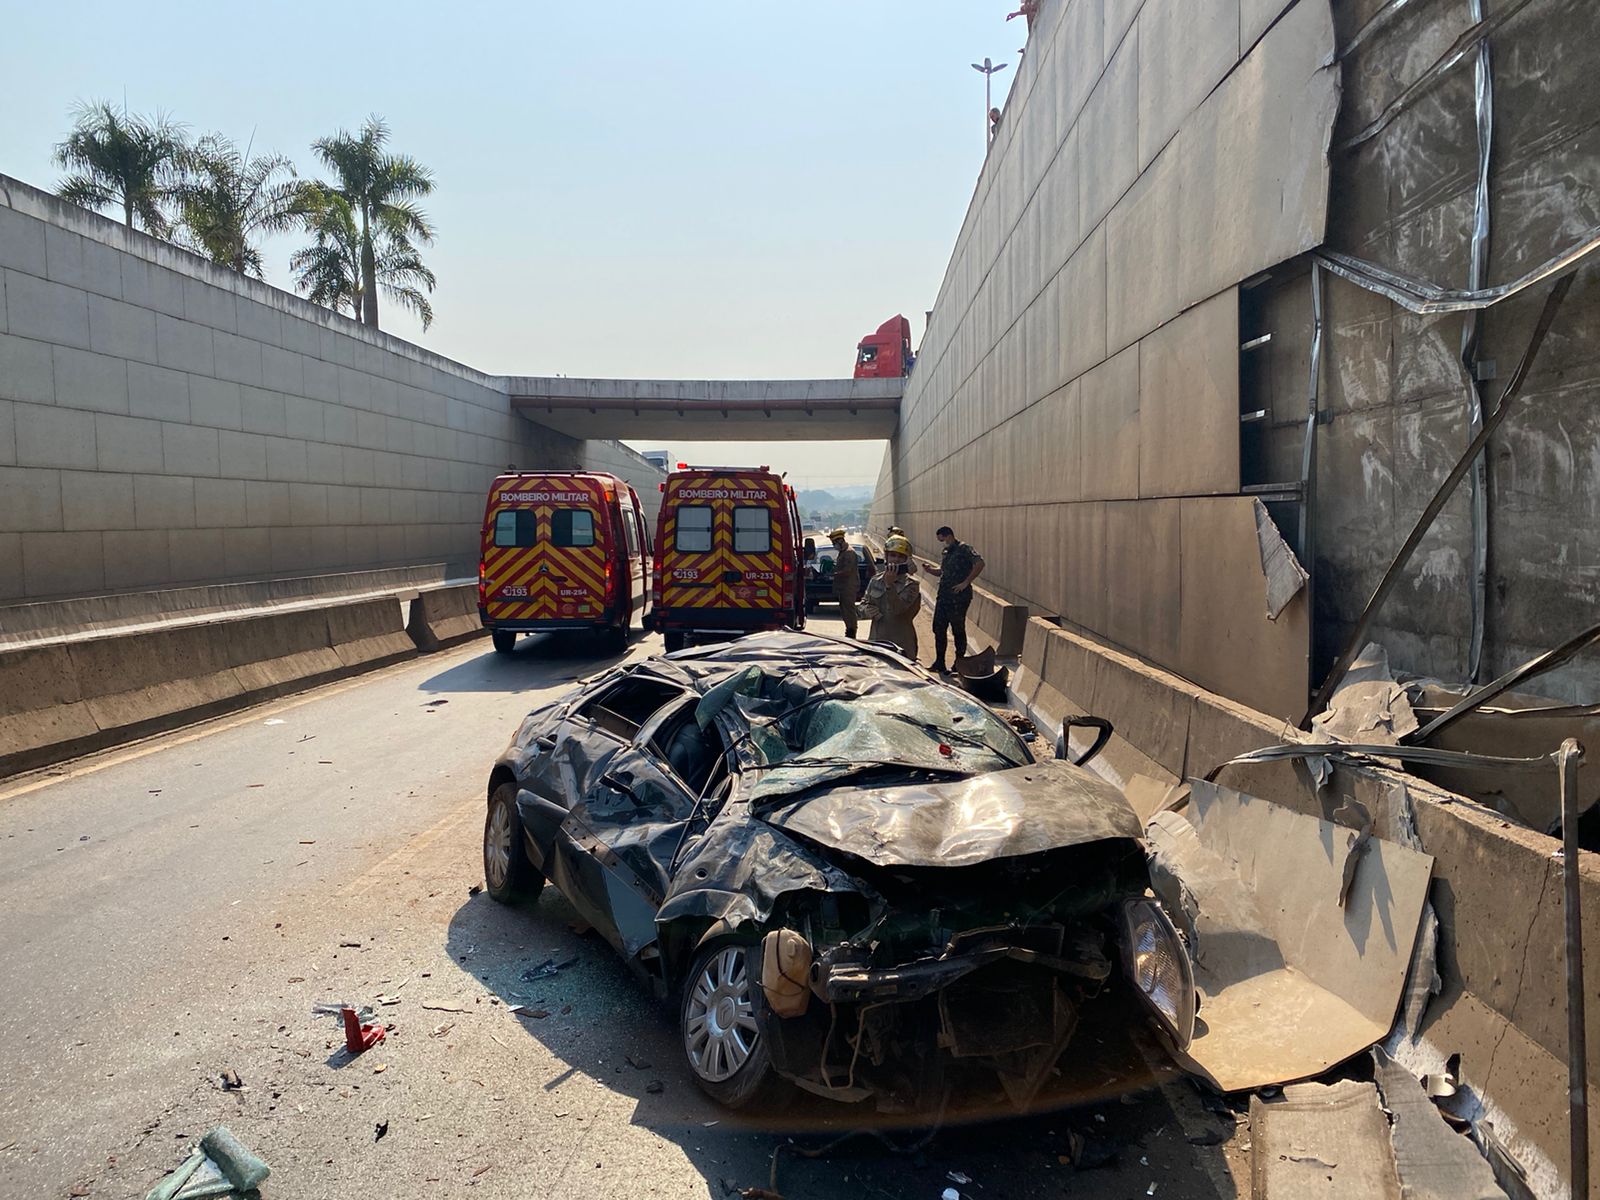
[680,942,787,1109]
[483,782,544,903]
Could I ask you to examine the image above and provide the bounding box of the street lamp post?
[971,57,1009,145]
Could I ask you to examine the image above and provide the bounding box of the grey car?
[481,631,1195,1111]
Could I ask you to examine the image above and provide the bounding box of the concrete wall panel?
[1138,289,1241,496]
[0,173,659,600]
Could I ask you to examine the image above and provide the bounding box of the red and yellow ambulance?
[644,464,806,652]
[478,471,652,654]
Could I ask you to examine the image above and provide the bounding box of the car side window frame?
[575,675,688,744]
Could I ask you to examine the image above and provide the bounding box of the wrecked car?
[481,630,1195,1111]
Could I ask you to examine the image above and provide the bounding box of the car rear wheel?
[680,942,786,1109]
[491,629,518,655]
[483,782,544,903]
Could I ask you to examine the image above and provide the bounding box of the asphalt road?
[0,614,1248,1200]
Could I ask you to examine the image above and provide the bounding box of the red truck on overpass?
[853,315,915,379]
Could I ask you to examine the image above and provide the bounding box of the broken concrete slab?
[1147,779,1433,1092]
[1371,1046,1507,1200]
[1250,1080,1402,1198]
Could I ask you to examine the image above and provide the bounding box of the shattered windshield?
[694,664,1030,802]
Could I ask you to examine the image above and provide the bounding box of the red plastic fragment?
[342,1005,386,1054]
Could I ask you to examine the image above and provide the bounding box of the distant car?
[803,542,875,613]
[481,631,1195,1112]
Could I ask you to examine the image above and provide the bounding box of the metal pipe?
[1407,618,1600,746]
[1558,737,1588,1198]
[1311,224,1600,314]
[1300,265,1324,709]
[1462,0,1495,682]
[1305,274,1574,723]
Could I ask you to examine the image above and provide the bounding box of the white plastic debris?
[941,1189,961,1200]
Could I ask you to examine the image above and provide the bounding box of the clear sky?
[2,1,1022,487]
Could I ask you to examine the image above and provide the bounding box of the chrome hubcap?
[684,946,758,1082]
[486,800,512,889]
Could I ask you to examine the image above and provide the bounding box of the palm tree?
[173,134,300,278]
[306,115,435,330]
[54,101,185,234]
[290,184,436,329]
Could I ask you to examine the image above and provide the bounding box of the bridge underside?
[505,376,901,440]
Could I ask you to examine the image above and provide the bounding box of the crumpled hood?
[760,758,1143,869]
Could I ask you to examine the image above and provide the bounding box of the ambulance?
[478,471,652,654]
[645,464,806,652]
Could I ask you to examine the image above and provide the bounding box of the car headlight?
[1121,897,1196,1050]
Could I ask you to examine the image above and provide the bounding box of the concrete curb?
[0,596,419,777]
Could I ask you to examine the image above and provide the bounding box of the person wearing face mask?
[926,525,984,674]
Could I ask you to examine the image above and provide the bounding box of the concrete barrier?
[0,597,417,776]
[406,584,486,651]
[1009,607,1598,1194]
[0,563,464,647]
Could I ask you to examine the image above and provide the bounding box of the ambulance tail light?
[478,561,487,608]
[652,562,663,608]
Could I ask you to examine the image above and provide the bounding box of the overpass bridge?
[505,376,902,440]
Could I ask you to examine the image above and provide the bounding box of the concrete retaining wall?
[0,173,663,602]
[0,596,416,774]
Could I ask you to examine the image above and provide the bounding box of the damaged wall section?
[872,0,1338,721]
[1250,0,1600,701]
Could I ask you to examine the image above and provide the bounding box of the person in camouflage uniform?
[926,525,985,673]
[862,535,920,659]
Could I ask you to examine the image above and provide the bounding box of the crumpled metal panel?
[762,757,1143,870]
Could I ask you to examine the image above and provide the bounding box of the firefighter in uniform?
[927,525,985,673]
[828,528,863,638]
[862,534,921,659]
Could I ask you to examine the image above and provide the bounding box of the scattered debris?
[219,1069,242,1091]
[339,941,361,948]
[739,1190,784,1200]
[947,1171,972,1185]
[509,1006,549,1020]
[298,839,315,845]
[942,1189,960,1200]
[422,1003,466,1014]
[429,1024,454,1039]
[467,884,483,897]
[373,1063,388,1074]
[264,719,286,726]
[520,956,579,982]
[374,1121,389,1142]
[625,1054,652,1070]
[646,1080,664,1095]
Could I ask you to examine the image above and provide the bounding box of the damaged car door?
[523,672,689,946]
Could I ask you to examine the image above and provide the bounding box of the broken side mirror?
[1056,716,1113,767]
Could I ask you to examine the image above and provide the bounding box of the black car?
[803,541,876,613]
[481,631,1194,1112]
